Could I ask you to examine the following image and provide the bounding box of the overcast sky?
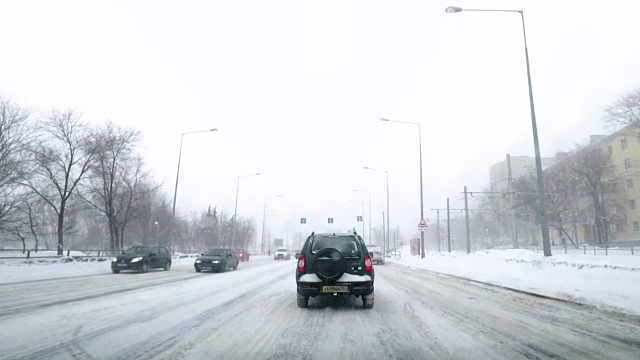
[1,0,640,246]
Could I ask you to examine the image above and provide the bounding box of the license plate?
[117,264,127,267]
[322,285,349,293]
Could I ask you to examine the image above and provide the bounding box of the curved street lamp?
[381,117,425,258]
[262,194,283,254]
[445,5,551,256]
[353,189,372,245]
[364,166,390,254]
[172,128,218,217]
[231,172,262,248]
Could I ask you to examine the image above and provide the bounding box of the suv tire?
[112,269,120,274]
[297,292,309,308]
[141,262,149,273]
[164,260,171,271]
[362,290,374,309]
[313,247,346,282]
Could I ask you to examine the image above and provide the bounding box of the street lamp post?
[262,195,283,254]
[445,6,551,256]
[353,189,372,245]
[154,221,159,246]
[172,128,218,217]
[231,172,262,249]
[349,200,366,238]
[381,118,426,258]
[364,167,390,254]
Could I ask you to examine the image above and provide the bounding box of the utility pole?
[261,199,267,254]
[382,211,386,252]
[464,186,471,254]
[447,198,451,252]
[507,154,519,249]
[436,209,441,252]
[386,173,390,254]
[396,224,399,251]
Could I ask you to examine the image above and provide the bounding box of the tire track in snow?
[0,272,203,318]
[105,268,293,360]
[6,261,292,360]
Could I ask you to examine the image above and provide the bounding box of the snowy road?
[1,259,639,359]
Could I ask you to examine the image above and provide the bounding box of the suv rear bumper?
[297,282,374,297]
[296,273,374,297]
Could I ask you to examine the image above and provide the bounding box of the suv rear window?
[310,236,359,257]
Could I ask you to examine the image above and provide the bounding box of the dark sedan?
[195,248,239,272]
[111,246,172,273]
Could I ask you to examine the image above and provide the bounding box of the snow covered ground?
[1,256,639,359]
[388,247,640,315]
[0,256,220,284]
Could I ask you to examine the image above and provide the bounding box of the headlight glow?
[111,258,117,262]
[195,259,202,263]
[131,257,143,263]
[212,260,220,263]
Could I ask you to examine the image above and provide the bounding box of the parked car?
[111,246,172,273]
[195,248,239,272]
[236,249,250,262]
[274,248,290,260]
[366,246,385,265]
[296,232,374,308]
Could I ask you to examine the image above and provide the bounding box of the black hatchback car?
[194,248,239,272]
[296,232,374,308]
[111,246,172,273]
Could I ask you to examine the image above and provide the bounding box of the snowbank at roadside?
[388,247,640,315]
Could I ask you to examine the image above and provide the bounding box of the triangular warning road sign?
[418,218,428,227]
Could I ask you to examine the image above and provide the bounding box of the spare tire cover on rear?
[313,247,346,282]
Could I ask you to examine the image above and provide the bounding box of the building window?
[627,178,634,189]
[625,159,632,170]
[608,145,613,155]
[621,138,628,149]
[630,199,636,210]
[634,221,640,232]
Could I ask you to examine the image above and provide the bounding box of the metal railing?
[492,244,637,256]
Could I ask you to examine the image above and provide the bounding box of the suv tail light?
[364,255,372,273]
[297,255,306,273]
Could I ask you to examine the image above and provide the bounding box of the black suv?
[295,232,374,308]
[111,246,172,273]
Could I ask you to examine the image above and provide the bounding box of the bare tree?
[605,87,640,130]
[25,110,96,255]
[82,122,146,251]
[568,145,625,245]
[514,164,582,247]
[0,98,32,233]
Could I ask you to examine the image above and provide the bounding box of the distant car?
[195,248,239,272]
[296,232,374,308]
[367,246,384,265]
[274,248,290,260]
[236,249,250,262]
[111,246,172,273]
